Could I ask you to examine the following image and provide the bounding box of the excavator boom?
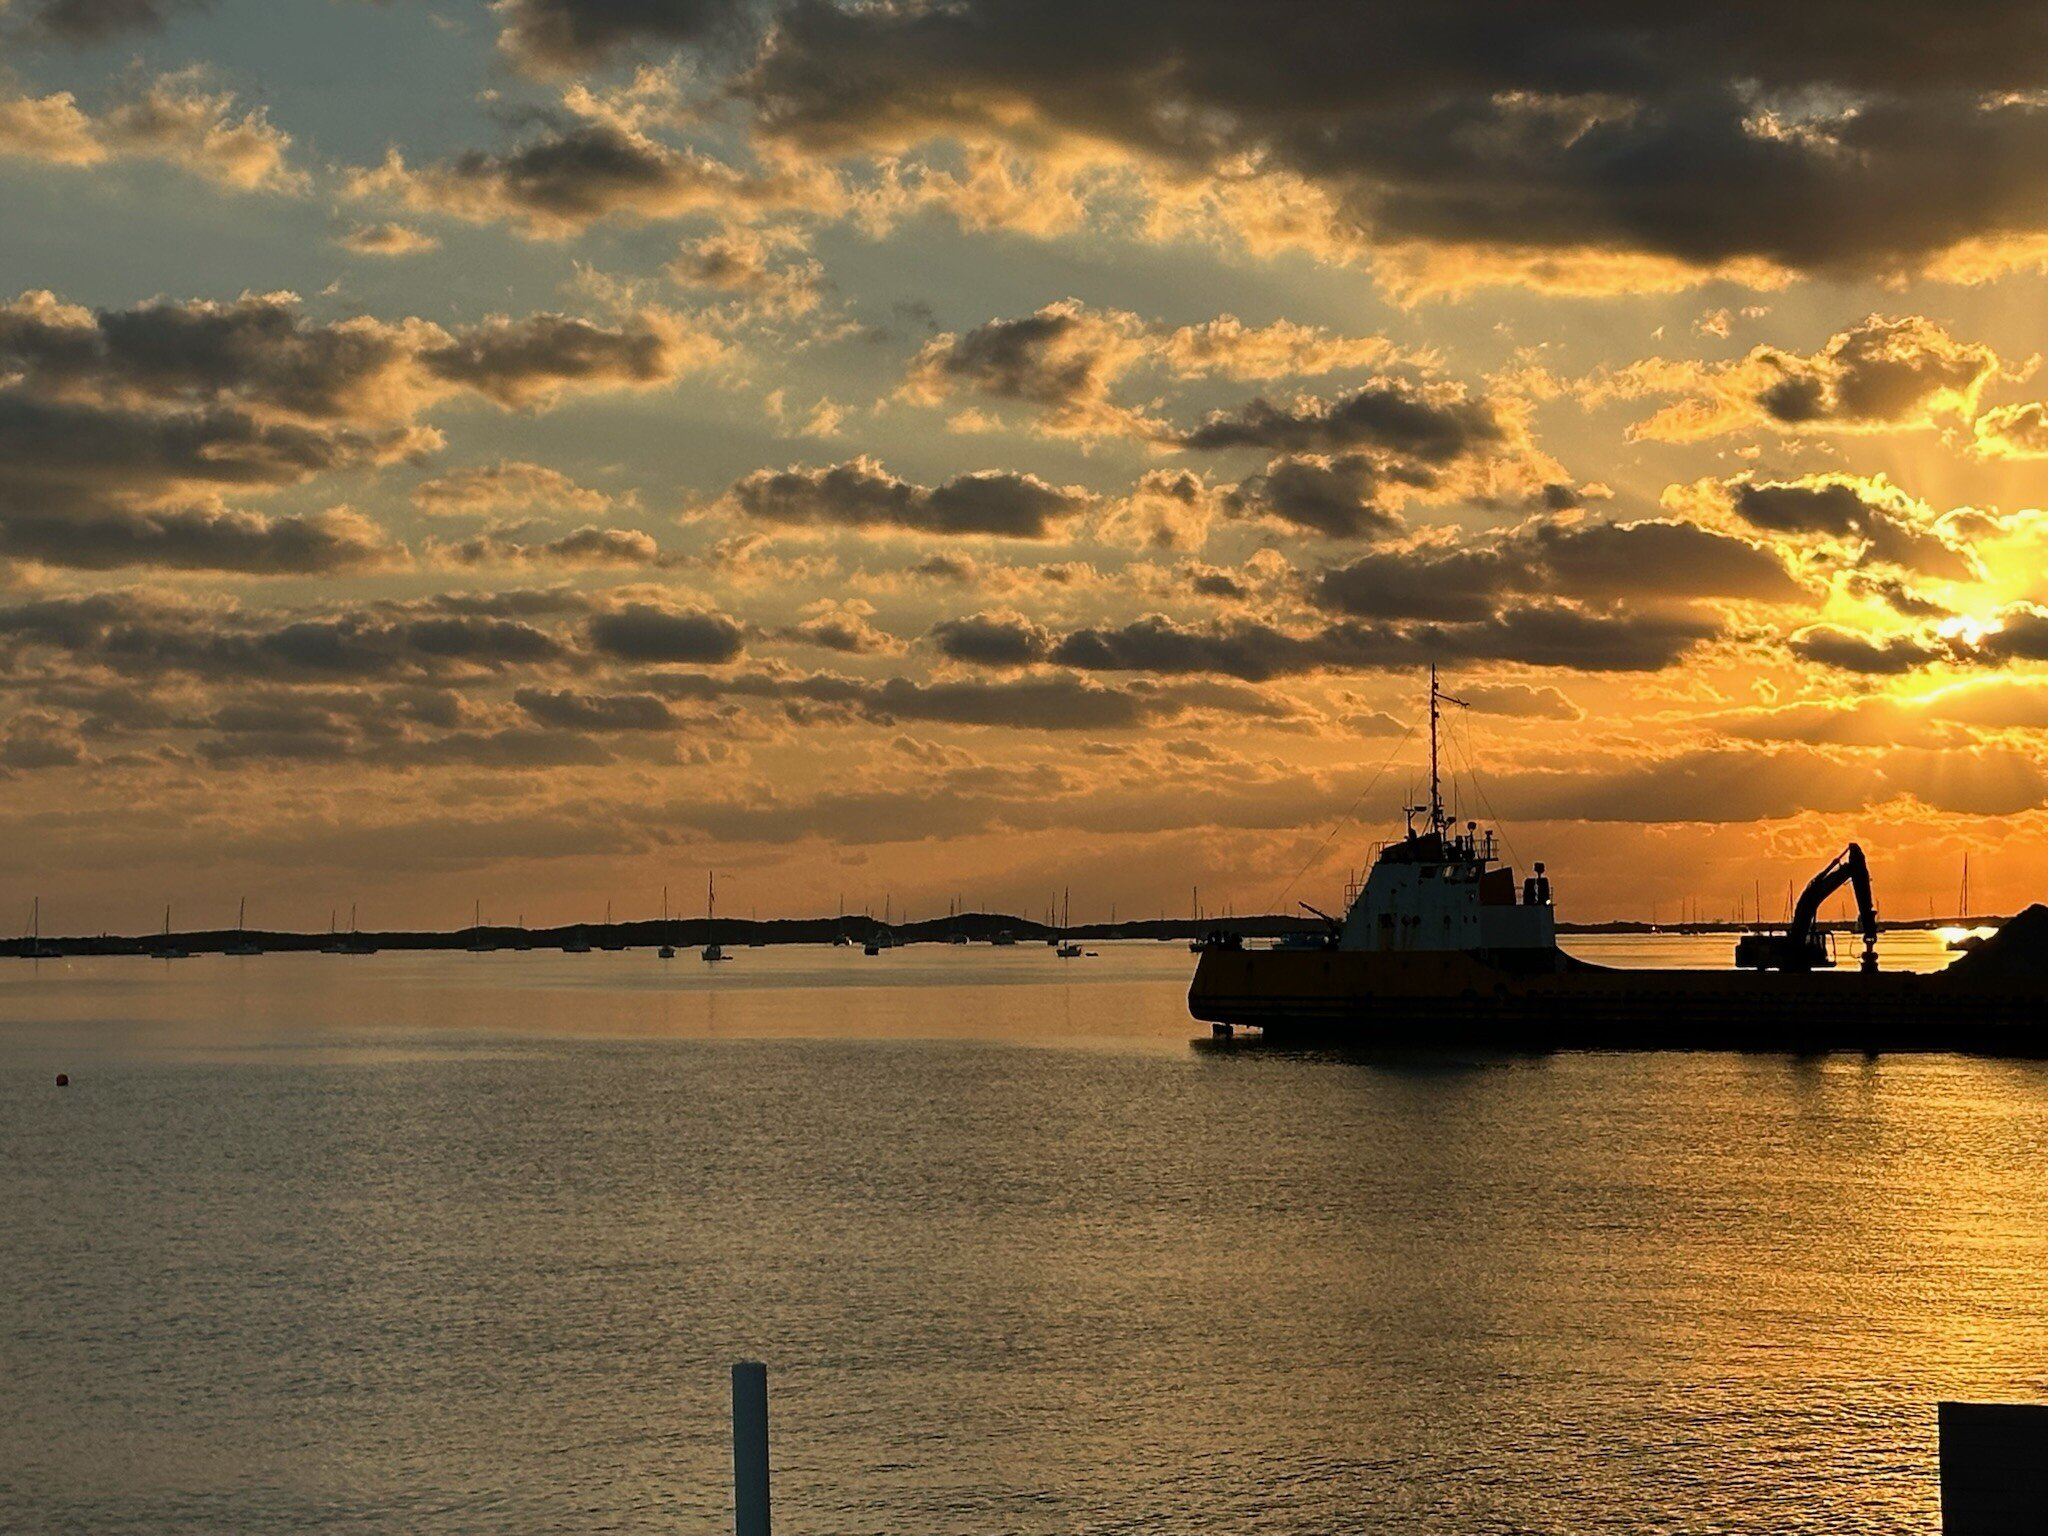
[1735,842,1880,973]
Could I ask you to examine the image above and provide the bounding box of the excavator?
[1734,843,1880,974]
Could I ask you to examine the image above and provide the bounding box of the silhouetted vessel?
[20,897,60,959]
[224,897,262,956]
[702,873,729,963]
[1189,670,2048,1055]
[466,899,496,953]
[148,904,189,961]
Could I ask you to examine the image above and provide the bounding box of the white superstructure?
[1334,669,1556,955]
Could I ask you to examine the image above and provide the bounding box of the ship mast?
[1428,665,1467,837]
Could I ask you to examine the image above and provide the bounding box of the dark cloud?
[1623,315,2007,442]
[1223,453,1407,540]
[1520,519,1808,602]
[777,606,898,654]
[0,290,706,423]
[0,290,409,422]
[1050,617,1310,683]
[1183,564,1250,600]
[364,728,615,770]
[1755,316,1998,426]
[1313,518,1803,620]
[726,457,1089,538]
[902,301,1145,436]
[513,687,679,731]
[1845,572,1954,619]
[436,527,664,569]
[644,666,1286,732]
[352,121,818,239]
[1727,476,1978,579]
[0,392,424,502]
[0,290,710,573]
[14,0,207,43]
[403,616,563,665]
[494,0,756,71]
[1789,625,1944,674]
[1044,606,1716,681]
[740,1,2048,283]
[585,603,746,664]
[1974,604,2048,664]
[1313,547,1509,623]
[0,593,566,682]
[0,504,400,575]
[417,311,699,407]
[1178,382,1503,457]
[1,712,89,769]
[927,612,1052,668]
[908,552,978,582]
[900,300,1403,439]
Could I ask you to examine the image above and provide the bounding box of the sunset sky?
[8,0,2048,932]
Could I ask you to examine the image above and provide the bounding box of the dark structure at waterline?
[1189,905,2048,1056]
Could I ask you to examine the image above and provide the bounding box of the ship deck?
[1188,940,2048,1055]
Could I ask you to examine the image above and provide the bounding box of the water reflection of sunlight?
[1935,924,2000,945]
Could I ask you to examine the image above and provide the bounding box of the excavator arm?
[1761,842,1880,973]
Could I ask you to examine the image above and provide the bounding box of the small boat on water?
[1189,669,2048,1055]
[148,904,189,960]
[702,873,730,962]
[20,897,61,959]
[466,898,496,953]
[1056,887,1083,957]
[561,927,593,954]
[224,897,262,956]
[326,904,377,955]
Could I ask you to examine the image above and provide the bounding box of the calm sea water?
[5,933,2044,1535]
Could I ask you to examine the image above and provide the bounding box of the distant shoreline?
[0,911,2001,958]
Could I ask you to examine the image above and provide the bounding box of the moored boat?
[1188,670,2048,1055]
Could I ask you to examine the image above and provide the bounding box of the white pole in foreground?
[733,1361,770,1536]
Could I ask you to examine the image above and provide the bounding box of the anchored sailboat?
[1056,887,1083,958]
[702,872,729,962]
[225,897,262,956]
[466,898,496,953]
[148,904,189,960]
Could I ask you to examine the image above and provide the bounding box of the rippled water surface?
[6,934,2046,1534]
